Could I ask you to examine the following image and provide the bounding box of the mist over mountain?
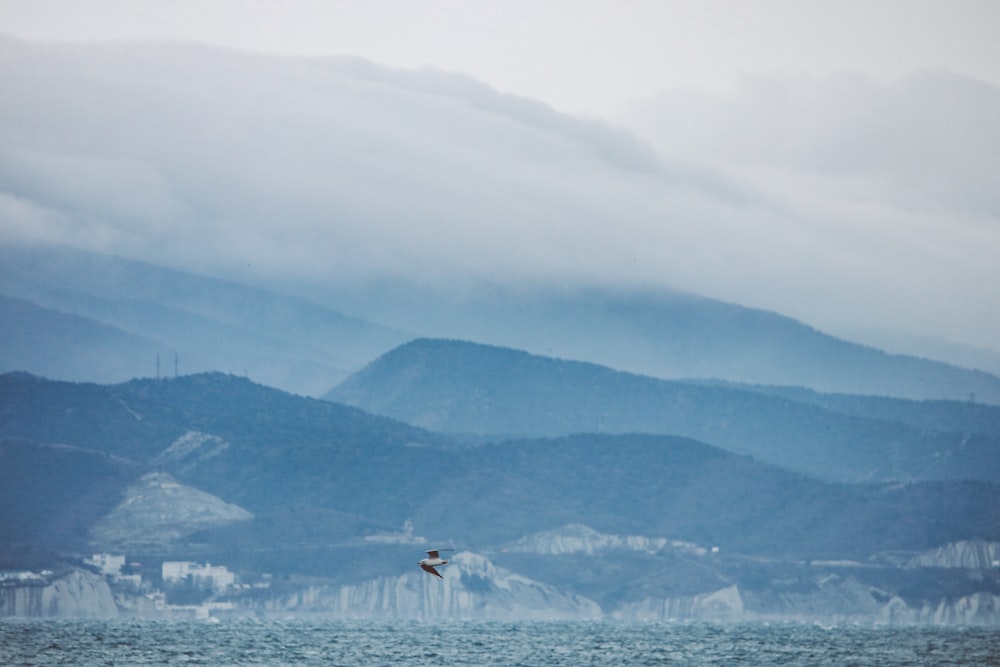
[7,242,999,402]
[317,282,1000,403]
[3,32,1000,622]
[620,71,1000,220]
[0,294,174,385]
[2,36,997,360]
[0,243,410,394]
[2,34,998,401]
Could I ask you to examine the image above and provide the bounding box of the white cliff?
[242,551,601,620]
[878,592,1000,625]
[908,541,1000,569]
[0,569,118,618]
[920,593,1000,625]
[504,523,707,556]
[612,585,744,622]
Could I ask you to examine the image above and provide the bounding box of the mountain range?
[3,370,1000,621]
[3,34,999,622]
[8,369,1000,560]
[4,242,1000,403]
[328,338,1000,483]
[315,279,1000,403]
[0,243,409,394]
[4,241,1000,620]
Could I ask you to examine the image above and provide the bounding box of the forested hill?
[322,283,1000,403]
[4,370,1000,579]
[328,338,1000,483]
[0,371,440,462]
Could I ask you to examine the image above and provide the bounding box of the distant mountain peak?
[327,338,1000,483]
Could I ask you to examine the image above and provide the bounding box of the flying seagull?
[418,549,453,578]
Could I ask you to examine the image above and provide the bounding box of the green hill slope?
[327,338,1000,482]
[4,372,1000,574]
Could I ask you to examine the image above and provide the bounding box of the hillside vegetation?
[328,339,1000,482]
[4,372,1000,572]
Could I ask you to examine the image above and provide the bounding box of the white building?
[85,553,126,576]
[162,561,235,590]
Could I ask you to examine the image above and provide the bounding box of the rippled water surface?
[2,619,999,666]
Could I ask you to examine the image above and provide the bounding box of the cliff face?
[908,541,1000,569]
[240,552,602,621]
[232,546,1000,625]
[612,581,1000,625]
[613,585,744,621]
[612,576,885,623]
[502,529,1000,625]
[885,593,1000,625]
[0,570,117,618]
[2,556,998,624]
[504,523,707,556]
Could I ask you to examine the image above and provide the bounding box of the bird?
[418,549,453,578]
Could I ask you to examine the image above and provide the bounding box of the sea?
[2,619,999,666]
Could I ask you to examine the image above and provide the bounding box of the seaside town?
[1,553,253,619]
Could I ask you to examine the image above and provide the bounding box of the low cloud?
[615,71,1000,346]
[619,71,1000,218]
[1,37,998,350]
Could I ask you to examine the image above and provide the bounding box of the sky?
[3,0,1000,115]
[1,0,999,352]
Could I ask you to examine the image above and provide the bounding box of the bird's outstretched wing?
[420,563,443,578]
